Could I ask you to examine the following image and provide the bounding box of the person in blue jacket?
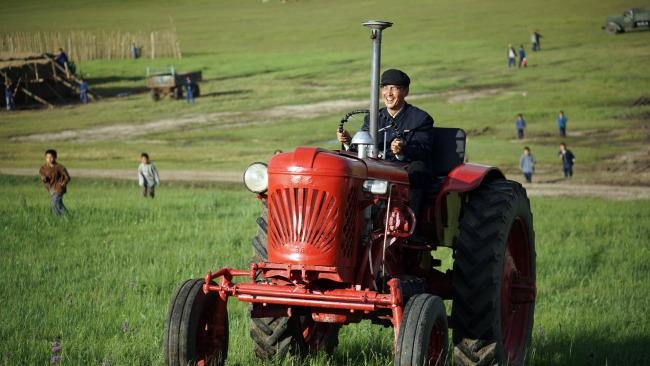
[515,113,526,139]
[79,78,89,104]
[518,45,527,68]
[557,111,567,137]
[4,82,15,111]
[185,76,195,104]
[337,69,434,232]
[54,48,68,68]
[519,146,536,183]
[558,142,576,178]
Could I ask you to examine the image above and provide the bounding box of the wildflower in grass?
[51,346,61,353]
[50,355,61,364]
[122,321,129,333]
[537,324,544,338]
[101,357,111,366]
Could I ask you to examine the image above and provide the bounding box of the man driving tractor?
[337,68,435,235]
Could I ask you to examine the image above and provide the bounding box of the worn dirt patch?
[10,87,508,143]
[446,88,504,104]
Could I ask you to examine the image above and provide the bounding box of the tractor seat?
[431,127,466,177]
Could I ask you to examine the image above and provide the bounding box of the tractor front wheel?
[452,179,536,366]
[394,293,449,366]
[164,279,229,366]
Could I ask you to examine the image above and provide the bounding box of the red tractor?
[163,21,536,366]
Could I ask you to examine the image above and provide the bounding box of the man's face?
[524,149,530,155]
[381,85,408,110]
[141,156,148,164]
[560,145,566,152]
[45,153,55,165]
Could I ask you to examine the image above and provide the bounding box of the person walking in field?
[185,76,195,104]
[519,146,536,183]
[557,110,568,137]
[531,31,542,51]
[39,149,71,216]
[4,82,15,111]
[558,142,576,178]
[515,113,526,139]
[507,45,517,68]
[138,153,160,198]
[79,78,89,104]
[518,45,527,68]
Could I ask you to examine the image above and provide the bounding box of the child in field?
[185,76,195,104]
[4,82,15,111]
[507,45,517,68]
[515,113,526,139]
[138,153,160,198]
[558,142,576,178]
[518,45,527,68]
[38,149,71,216]
[79,78,89,104]
[557,111,567,137]
[519,147,536,183]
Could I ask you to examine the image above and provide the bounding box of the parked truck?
[603,8,650,34]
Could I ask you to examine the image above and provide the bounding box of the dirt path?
[10,88,505,142]
[3,167,649,200]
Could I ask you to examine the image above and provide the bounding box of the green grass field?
[0,176,649,365]
[1,0,650,365]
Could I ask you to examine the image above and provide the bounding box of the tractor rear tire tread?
[451,179,535,366]
[250,315,304,359]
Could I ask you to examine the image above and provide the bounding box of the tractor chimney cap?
[362,20,393,30]
[351,130,373,146]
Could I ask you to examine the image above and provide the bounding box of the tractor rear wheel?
[249,202,340,359]
[451,179,535,366]
[164,279,229,366]
[394,293,449,366]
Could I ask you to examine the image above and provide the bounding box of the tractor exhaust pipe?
[363,20,392,158]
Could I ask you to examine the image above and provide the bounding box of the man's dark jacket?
[361,103,435,169]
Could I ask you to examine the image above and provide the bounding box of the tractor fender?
[433,163,505,242]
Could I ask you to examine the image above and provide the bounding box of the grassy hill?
[0,0,649,184]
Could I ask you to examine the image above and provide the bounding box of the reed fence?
[0,30,182,61]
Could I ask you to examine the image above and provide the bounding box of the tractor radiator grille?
[268,188,339,255]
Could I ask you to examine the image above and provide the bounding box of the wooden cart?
[146,67,201,101]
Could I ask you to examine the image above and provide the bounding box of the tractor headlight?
[362,179,388,194]
[243,162,268,193]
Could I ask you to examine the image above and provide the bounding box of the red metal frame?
[202,265,405,342]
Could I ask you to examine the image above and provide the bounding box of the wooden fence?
[0,30,182,60]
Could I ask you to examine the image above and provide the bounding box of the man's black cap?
[380,69,410,87]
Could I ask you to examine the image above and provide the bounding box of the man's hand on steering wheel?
[337,129,352,145]
[391,138,405,155]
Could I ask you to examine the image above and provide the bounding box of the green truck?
[603,8,650,34]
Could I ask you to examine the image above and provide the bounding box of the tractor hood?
[264,147,408,283]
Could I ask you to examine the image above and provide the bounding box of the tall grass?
[0,175,649,365]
